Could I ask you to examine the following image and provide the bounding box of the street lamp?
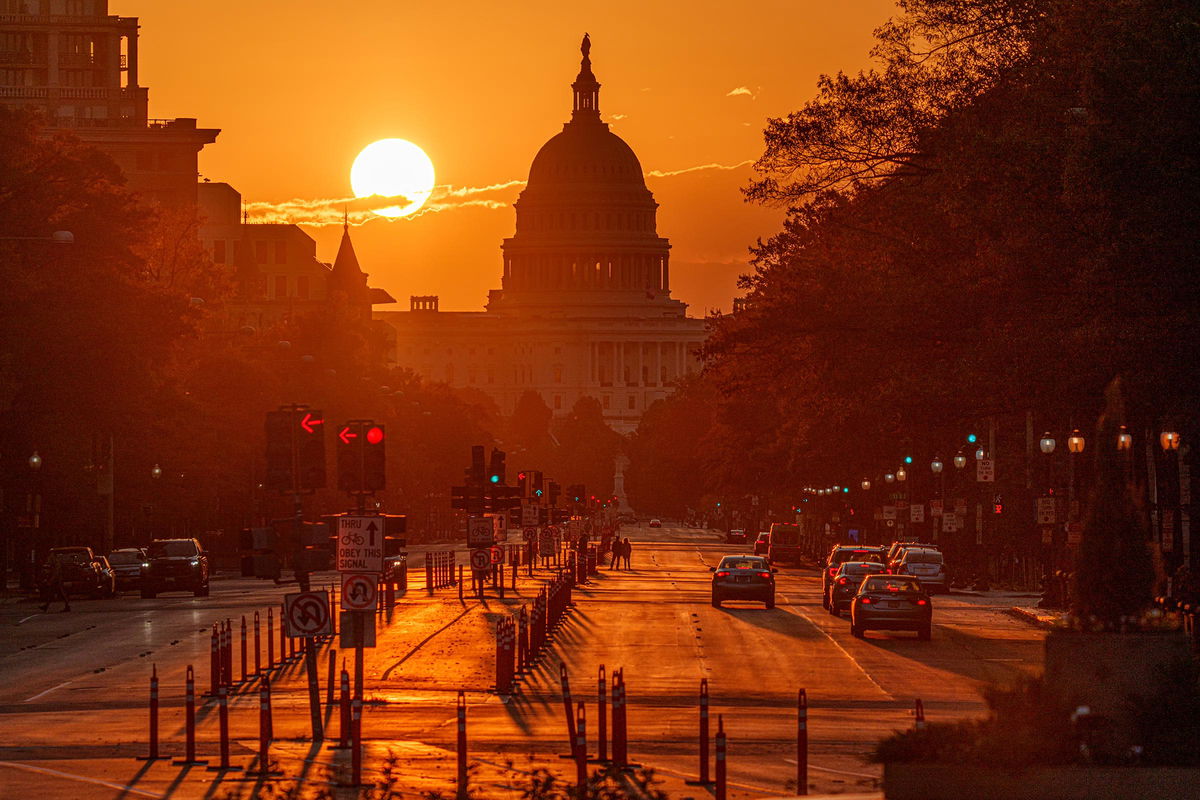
[931,457,943,474]
[954,450,967,470]
[28,451,42,470]
[896,467,908,482]
[151,463,163,480]
[885,473,895,484]
[1040,432,1056,454]
[1068,430,1085,454]
[1160,430,1181,451]
[1117,425,1133,451]
[975,446,986,460]
[861,478,871,491]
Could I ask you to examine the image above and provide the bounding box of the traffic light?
[568,484,584,504]
[489,449,506,485]
[363,424,386,491]
[470,445,486,485]
[531,471,544,499]
[548,480,561,506]
[337,421,363,492]
[296,409,326,489]
[265,411,293,491]
[517,471,529,497]
[993,494,1004,514]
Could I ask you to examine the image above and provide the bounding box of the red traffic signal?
[366,426,385,445]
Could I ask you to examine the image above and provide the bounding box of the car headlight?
[141,562,150,568]
[190,558,200,567]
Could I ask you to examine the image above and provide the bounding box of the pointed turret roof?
[329,220,369,294]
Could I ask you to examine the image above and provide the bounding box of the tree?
[554,396,621,501]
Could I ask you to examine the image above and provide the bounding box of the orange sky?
[120,0,897,313]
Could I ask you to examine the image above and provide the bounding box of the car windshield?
[904,551,944,564]
[839,562,884,575]
[862,576,922,593]
[108,551,142,565]
[834,550,881,564]
[148,540,199,557]
[757,534,770,541]
[719,557,767,570]
[52,551,90,564]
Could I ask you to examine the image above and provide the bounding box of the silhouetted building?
[0,0,218,206]
[377,36,706,433]
[198,182,395,332]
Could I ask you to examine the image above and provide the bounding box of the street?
[0,525,1046,798]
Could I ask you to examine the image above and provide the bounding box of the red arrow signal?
[301,412,324,434]
[339,426,358,444]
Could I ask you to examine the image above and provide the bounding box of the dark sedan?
[107,548,147,590]
[711,555,776,609]
[827,561,887,616]
[850,575,932,640]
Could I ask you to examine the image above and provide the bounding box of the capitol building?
[376,37,707,434]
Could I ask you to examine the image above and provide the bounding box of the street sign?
[954,498,968,515]
[284,591,332,638]
[1066,521,1083,546]
[522,526,538,541]
[545,524,561,538]
[521,502,539,528]
[339,611,376,648]
[942,513,959,533]
[910,504,925,523]
[976,459,995,482]
[470,548,490,571]
[490,545,503,565]
[1036,497,1057,526]
[883,505,897,521]
[492,513,509,542]
[337,516,384,573]
[1042,526,1054,544]
[467,517,493,549]
[930,499,944,517]
[538,528,556,557]
[340,573,378,612]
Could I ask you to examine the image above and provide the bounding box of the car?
[38,547,116,598]
[107,547,147,591]
[767,522,803,565]
[725,529,747,544]
[648,519,662,528]
[822,545,887,608]
[827,561,888,616]
[753,532,771,556]
[849,574,933,639]
[893,547,948,593]
[141,538,210,598]
[886,541,938,570]
[710,555,776,608]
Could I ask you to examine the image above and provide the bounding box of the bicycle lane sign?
[337,516,384,573]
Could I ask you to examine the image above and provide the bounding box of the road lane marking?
[24,680,72,702]
[780,592,892,699]
[16,614,39,625]
[0,761,164,798]
[782,757,879,779]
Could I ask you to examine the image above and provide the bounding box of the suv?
[753,532,771,556]
[822,545,887,608]
[894,547,947,593]
[886,541,938,570]
[725,529,747,544]
[767,523,803,565]
[39,547,116,598]
[107,547,147,591]
[141,538,210,598]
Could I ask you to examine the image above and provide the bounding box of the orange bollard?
[598,664,608,763]
[700,678,710,784]
[253,610,261,676]
[715,714,727,800]
[575,701,587,791]
[207,683,241,772]
[267,607,275,670]
[456,690,468,799]
[915,698,926,730]
[797,689,808,795]
[240,615,248,683]
[246,674,281,776]
[208,623,219,696]
[137,664,165,760]
[173,665,206,766]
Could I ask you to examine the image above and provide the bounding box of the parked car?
[827,561,887,616]
[753,532,771,556]
[767,522,804,565]
[38,547,116,598]
[107,547,147,591]
[849,574,933,639]
[822,545,887,608]
[710,554,776,609]
[648,519,662,528]
[893,547,948,593]
[141,538,210,598]
[726,529,747,544]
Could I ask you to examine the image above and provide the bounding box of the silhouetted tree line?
[628,0,1199,514]
[0,108,619,576]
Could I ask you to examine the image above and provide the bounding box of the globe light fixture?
[151,463,163,480]
[931,457,944,474]
[975,446,986,460]
[1117,425,1132,451]
[1161,430,1181,451]
[28,451,42,470]
[885,473,895,484]
[953,450,967,469]
[896,467,908,482]
[861,478,871,491]
[1040,432,1056,454]
[1068,429,1085,454]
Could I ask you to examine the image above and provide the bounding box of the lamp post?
[20,451,44,591]
[1158,429,1185,570]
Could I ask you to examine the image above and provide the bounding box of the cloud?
[646,159,755,179]
[726,86,755,98]
[244,161,757,226]
[609,113,628,121]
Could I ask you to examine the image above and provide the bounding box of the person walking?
[621,537,633,570]
[40,554,70,613]
[609,538,620,570]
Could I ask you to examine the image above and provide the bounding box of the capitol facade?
[377,37,707,434]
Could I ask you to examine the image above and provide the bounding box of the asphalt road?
[0,526,1046,799]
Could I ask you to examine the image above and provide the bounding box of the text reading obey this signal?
[337,516,384,573]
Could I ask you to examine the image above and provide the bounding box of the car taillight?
[860,597,873,604]
[916,598,928,605]
[837,577,847,585]
[828,567,837,576]
[757,571,772,579]
[715,571,731,578]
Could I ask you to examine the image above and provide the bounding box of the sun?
[350,139,435,218]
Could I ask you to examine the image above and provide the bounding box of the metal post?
[327,648,337,706]
[699,678,710,784]
[797,689,808,795]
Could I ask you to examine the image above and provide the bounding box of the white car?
[649,519,662,528]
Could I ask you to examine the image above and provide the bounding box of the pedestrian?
[621,537,632,570]
[40,554,71,613]
[610,539,620,570]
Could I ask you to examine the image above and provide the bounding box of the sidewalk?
[948,588,1067,629]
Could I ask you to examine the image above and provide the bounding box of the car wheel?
[851,622,864,638]
[194,582,210,598]
[919,623,932,641]
[765,597,776,609]
[830,602,841,618]
[821,592,829,609]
